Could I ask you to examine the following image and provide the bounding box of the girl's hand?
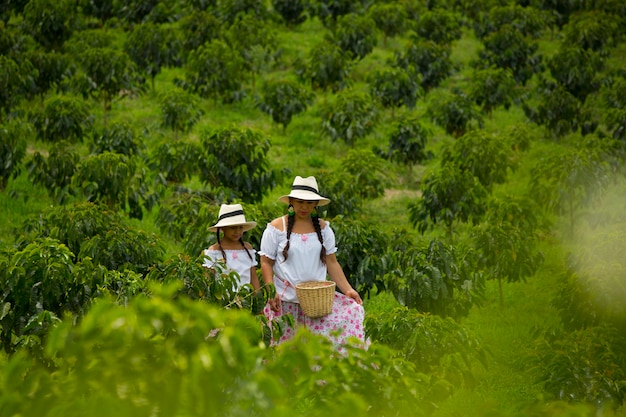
[344,288,363,305]
[268,293,282,312]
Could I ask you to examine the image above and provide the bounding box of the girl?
[203,203,261,292]
[259,176,367,351]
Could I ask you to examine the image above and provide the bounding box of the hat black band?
[218,210,244,221]
[291,185,319,194]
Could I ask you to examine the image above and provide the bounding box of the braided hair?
[216,228,253,267]
[282,204,327,265]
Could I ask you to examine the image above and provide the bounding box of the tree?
[182,39,247,103]
[331,12,378,61]
[561,10,621,52]
[409,165,488,241]
[375,116,433,168]
[0,55,37,123]
[0,119,31,191]
[125,22,180,90]
[338,148,386,201]
[367,2,407,47]
[32,94,93,143]
[303,39,352,92]
[395,39,453,92]
[468,67,519,116]
[74,47,141,124]
[368,66,422,116]
[21,0,75,51]
[311,0,365,28]
[546,46,604,100]
[272,0,308,27]
[257,79,315,132]
[441,129,516,191]
[427,89,484,138]
[90,122,142,157]
[178,10,222,58]
[28,141,79,204]
[475,24,543,85]
[198,126,284,203]
[320,89,378,146]
[473,4,553,40]
[412,9,463,45]
[147,139,201,184]
[528,139,612,235]
[216,0,268,25]
[158,89,204,135]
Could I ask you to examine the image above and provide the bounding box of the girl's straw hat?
[208,204,257,232]
[278,176,330,206]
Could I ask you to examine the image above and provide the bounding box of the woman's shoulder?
[268,216,286,232]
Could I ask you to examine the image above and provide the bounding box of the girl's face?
[291,199,317,219]
[221,225,244,242]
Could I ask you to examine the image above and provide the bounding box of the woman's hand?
[268,293,282,312]
[344,288,363,305]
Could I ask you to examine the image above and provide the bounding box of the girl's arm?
[326,253,362,305]
[250,266,261,292]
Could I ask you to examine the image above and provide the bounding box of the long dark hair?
[281,204,327,265]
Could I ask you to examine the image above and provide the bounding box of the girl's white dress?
[202,248,257,288]
[259,219,367,351]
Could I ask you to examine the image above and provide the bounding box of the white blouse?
[259,219,338,303]
[202,248,258,288]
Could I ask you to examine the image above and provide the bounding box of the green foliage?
[148,139,201,183]
[383,239,485,319]
[272,0,308,26]
[338,148,386,200]
[320,89,378,146]
[22,49,70,100]
[0,119,31,191]
[73,46,141,119]
[178,10,222,58]
[474,4,553,39]
[441,129,515,191]
[216,0,268,25]
[366,2,407,47]
[368,66,422,113]
[0,283,446,417]
[158,88,204,134]
[561,10,622,52]
[365,306,488,386]
[375,116,433,167]
[73,152,136,208]
[90,121,142,156]
[331,217,389,297]
[32,94,93,143]
[409,165,488,240]
[257,79,315,131]
[395,39,453,92]
[182,39,247,102]
[412,9,463,45]
[547,46,604,100]
[331,12,378,61]
[125,21,181,90]
[198,126,284,203]
[534,325,626,407]
[475,24,543,85]
[303,39,352,92]
[313,169,362,217]
[312,0,365,28]
[0,55,36,122]
[27,141,79,204]
[427,89,484,138]
[528,138,612,233]
[468,67,520,116]
[523,83,590,138]
[21,0,75,50]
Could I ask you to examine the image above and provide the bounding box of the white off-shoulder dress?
[259,219,367,350]
[202,248,257,288]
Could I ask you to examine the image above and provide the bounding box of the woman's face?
[291,199,317,219]
[221,225,244,242]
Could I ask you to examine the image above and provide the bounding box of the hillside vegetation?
[1,0,625,416]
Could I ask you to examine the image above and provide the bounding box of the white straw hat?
[278,176,330,206]
[208,204,257,232]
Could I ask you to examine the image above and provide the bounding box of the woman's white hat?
[208,204,257,232]
[278,176,330,206]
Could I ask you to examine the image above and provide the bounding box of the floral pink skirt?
[263,292,369,352]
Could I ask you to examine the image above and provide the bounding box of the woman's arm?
[261,255,281,311]
[326,253,363,305]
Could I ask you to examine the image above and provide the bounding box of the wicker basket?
[295,281,336,318]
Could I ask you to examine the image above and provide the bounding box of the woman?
[259,176,367,350]
[203,203,261,292]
